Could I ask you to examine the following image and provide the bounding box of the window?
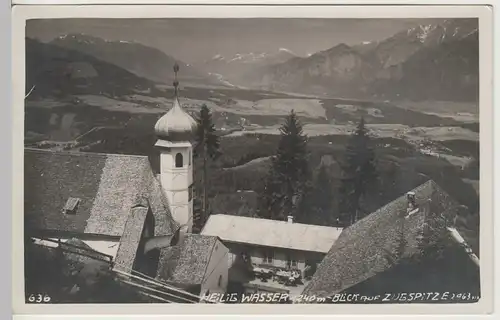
[188,150,191,165]
[288,258,298,268]
[175,153,183,168]
[263,249,273,264]
[241,252,250,263]
[218,275,223,287]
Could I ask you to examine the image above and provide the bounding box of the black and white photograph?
[17,10,489,309]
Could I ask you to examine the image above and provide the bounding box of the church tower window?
[175,153,183,168]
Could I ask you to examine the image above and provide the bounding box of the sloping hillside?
[369,31,479,101]
[26,38,157,99]
[242,43,378,97]
[50,33,224,87]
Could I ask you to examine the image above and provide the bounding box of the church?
[24,64,229,301]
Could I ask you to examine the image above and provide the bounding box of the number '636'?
[28,294,51,303]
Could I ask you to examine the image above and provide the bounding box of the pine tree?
[194,104,220,230]
[338,117,378,226]
[306,164,337,225]
[260,110,309,221]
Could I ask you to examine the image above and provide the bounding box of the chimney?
[405,192,419,218]
[287,215,294,223]
[62,197,81,215]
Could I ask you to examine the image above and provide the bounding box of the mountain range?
[25,37,156,99]
[49,33,226,87]
[197,48,298,85]
[239,18,479,101]
[26,18,479,102]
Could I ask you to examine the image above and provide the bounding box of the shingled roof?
[24,148,178,238]
[156,234,221,286]
[302,180,470,298]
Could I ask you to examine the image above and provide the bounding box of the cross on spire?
[173,63,180,98]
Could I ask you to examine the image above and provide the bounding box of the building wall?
[158,143,194,232]
[133,209,161,278]
[159,146,193,189]
[200,239,229,295]
[225,242,326,277]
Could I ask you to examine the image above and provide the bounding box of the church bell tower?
[154,63,197,232]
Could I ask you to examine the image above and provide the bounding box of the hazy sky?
[26,18,444,63]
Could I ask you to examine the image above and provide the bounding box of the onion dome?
[154,63,197,141]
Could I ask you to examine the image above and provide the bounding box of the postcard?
[11,3,494,316]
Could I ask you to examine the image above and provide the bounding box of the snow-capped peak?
[362,41,372,45]
[229,54,244,62]
[416,24,436,43]
[55,33,103,45]
[207,50,295,66]
[212,54,225,60]
[279,47,295,55]
[463,28,478,38]
[227,52,269,63]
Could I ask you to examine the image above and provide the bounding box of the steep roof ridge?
[199,235,219,284]
[134,161,156,209]
[301,179,463,298]
[113,205,150,273]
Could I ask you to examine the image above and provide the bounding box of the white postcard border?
[10,3,495,317]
